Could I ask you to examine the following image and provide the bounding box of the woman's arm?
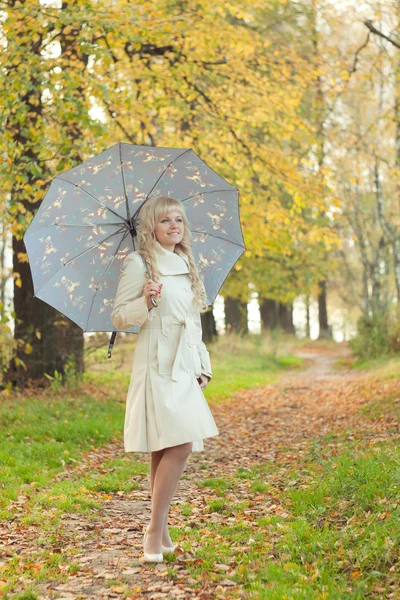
[111,253,155,330]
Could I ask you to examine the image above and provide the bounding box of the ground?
[2,342,399,599]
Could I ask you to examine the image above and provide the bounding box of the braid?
[175,244,208,313]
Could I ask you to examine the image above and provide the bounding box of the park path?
[9,343,399,599]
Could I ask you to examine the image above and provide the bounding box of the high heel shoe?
[161,542,176,553]
[160,523,176,553]
[142,525,163,563]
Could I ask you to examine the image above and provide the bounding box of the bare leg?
[145,442,192,554]
[149,448,173,546]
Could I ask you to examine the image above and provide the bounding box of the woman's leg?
[145,442,192,554]
[149,448,173,546]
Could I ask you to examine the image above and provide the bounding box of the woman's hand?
[197,373,211,390]
[143,280,162,309]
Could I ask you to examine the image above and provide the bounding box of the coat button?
[188,369,193,375]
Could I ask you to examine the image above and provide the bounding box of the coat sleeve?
[111,253,155,330]
[193,312,212,380]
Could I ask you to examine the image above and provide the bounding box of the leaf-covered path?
[3,344,399,599]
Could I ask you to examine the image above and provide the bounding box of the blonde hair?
[136,195,208,313]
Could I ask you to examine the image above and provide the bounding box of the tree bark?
[201,309,217,344]
[374,160,400,303]
[305,294,311,338]
[317,279,332,339]
[0,228,9,322]
[278,302,295,334]
[259,298,279,330]
[311,1,332,341]
[10,233,83,384]
[224,296,248,335]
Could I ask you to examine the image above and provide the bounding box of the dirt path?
[9,343,399,600]
[280,342,360,381]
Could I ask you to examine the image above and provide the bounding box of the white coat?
[111,240,219,453]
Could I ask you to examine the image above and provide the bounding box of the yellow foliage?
[1,0,344,308]
[13,272,22,288]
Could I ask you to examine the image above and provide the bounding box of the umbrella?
[24,142,246,357]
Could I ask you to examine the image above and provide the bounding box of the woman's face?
[154,209,184,251]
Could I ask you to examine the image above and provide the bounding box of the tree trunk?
[224,296,248,335]
[312,0,332,341]
[3,3,85,388]
[374,160,400,303]
[259,298,279,330]
[278,302,295,334]
[365,14,400,303]
[305,294,311,338]
[201,309,217,344]
[0,228,9,321]
[9,233,84,384]
[317,279,332,339]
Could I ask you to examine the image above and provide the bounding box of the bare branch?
[349,32,371,73]
[364,20,400,49]
[101,99,136,143]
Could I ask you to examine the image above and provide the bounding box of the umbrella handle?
[108,331,117,358]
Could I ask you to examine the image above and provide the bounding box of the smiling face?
[154,209,185,252]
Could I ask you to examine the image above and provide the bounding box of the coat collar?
[155,240,190,275]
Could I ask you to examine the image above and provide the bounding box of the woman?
[111,195,219,563]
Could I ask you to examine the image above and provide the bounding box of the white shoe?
[142,525,163,563]
[161,543,176,553]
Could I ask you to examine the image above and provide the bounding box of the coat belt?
[141,315,201,381]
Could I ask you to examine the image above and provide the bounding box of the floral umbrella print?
[23,142,246,346]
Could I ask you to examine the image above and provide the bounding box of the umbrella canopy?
[24,142,245,334]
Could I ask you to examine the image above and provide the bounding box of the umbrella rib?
[26,222,127,233]
[181,189,236,203]
[190,229,245,249]
[57,177,127,224]
[133,149,192,220]
[35,228,123,296]
[33,227,127,299]
[84,229,131,332]
[62,227,127,268]
[119,142,131,223]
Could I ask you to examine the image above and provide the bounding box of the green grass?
[205,350,294,401]
[204,332,303,402]
[0,391,124,517]
[176,436,400,598]
[348,354,400,377]
[360,392,400,421]
[274,441,400,597]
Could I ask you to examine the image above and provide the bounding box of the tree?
[1,0,344,387]
[326,1,400,322]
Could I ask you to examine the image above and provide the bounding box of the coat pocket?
[157,337,174,375]
[185,318,202,346]
[192,345,203,378]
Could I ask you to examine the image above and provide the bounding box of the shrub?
[349,306,400,359]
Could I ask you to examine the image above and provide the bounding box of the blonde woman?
[111,195,219,563]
